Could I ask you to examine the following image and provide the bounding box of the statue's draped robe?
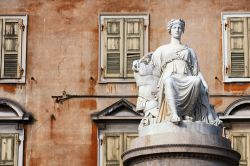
[151,45,218,124]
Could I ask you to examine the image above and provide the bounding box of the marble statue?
[133,53,159,126]
[133,19,222,127]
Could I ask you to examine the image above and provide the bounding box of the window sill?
[0,77,25,84]
[224,76,250,83]
[98,78,136,84]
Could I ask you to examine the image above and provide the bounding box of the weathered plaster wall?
[0,0,249,165]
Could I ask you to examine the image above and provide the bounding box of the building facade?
[0,0,249,165]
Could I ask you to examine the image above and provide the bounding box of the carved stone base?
[122,121,240,166]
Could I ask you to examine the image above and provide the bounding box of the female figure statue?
[151,19,221,125]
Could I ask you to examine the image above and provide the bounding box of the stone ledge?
[132,132,231,149]
[139,121,222,136]
[123,122,240,166]
[122,144,240,166]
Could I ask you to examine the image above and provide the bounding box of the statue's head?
[167,19,185,35]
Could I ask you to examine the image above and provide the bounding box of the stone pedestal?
[122,121,240,166]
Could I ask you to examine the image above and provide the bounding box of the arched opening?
[220,98,250,166]
[91,99,142,166]
[0,98,30,166]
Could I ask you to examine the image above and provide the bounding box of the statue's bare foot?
[212,118,223,126]
[170,113,181,124]
[184,115,193,121]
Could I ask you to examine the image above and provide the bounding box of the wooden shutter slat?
[231,52,245,76]
[1,19,22,79]
[103,133,123,166]
[106,53,121,74]
[4,54,18,77]
[104,18,123,78]
[228,18,248,78]
[0,133,18,166]
[0,19,2,78]
[124,18,144,77]
[126,53,140,76]
[123,133,138,152]
[231,133,248,166]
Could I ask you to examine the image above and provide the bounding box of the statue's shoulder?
[186,47,196,55]
[159,44,170,50]
[154,44,169,54]
[183,44,194,51]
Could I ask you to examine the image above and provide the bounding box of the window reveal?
[0,15,27,83]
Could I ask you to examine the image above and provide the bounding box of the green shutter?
[228,18,249,77]
[1,19,22,78]
[124,18,144,77]
[103,18,123,78]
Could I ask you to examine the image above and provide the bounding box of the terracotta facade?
[0,0,249,165]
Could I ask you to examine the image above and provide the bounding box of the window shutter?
[103,18,123,78]
[0,19,2,77]
[227,18,249,77]
[1,19,23,79]
[124,18,144,77]
[231,133,249,166]
[123,133,138,152]
[103,133,123,166]
[0,134,18,166]
[102,132,138,166]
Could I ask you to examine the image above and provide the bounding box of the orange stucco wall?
[0,0,249,165]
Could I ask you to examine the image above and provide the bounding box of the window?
[91,99,142,166]
[222,13,250,82]
[231,132,250,166]
[99,14,149,82]
[219,98,250,166]
[102,132,137,166]
[0,98,31,166]
[0,15,27,83]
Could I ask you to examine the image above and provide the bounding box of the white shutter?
[1,19,23,78]
[102,132,138,166]
[123,133,138,152]
[103,133,123,166]
[0,134,18,166]
[231,132,249,166]
[103,18,123,78]
[124,18,144,77]
[0,19,2,77]
[227,18,249,77]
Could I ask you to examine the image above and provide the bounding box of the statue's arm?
[190,48,209,94]
[150,47,162,78]
[198,72,209,94]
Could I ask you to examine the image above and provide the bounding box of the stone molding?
[122,122,240,166]
[122,143,240,166]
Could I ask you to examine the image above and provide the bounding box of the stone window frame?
[222,12,250,82]
[0,15,27,83]
[91,99,142,166]
[0,124,24,166]
[98,13,149,83]
[0,98,30,166]
[219,98,250,165]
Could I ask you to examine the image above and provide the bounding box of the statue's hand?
[132,60,139,72]
[198,72,209,94]
[203,83,209,94]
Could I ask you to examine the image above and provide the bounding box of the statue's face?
[170,23,183,39]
